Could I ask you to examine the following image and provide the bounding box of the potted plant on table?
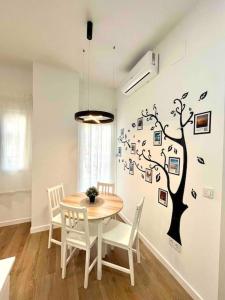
[86,186,99,203]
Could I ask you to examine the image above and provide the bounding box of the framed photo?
[168,157,180,175]
[117,147,122,157]
[131,143,136,154]
[158,188,168,207]
[194,111,211,135]
[153,131,162,146]
[137,117,143,130]
[129,162,134,175]
[145,168,152,183]
[121,128,124,137]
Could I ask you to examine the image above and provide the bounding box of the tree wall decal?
[118,92,207,245]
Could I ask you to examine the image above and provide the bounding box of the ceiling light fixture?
[74,21,114,124]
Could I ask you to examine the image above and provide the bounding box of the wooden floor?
[0,222,192,300]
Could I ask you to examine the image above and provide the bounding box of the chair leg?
[136,236,141,263]
[128,249,134,286]
[62,243,67,279]
[48,223,53,249]
[84,250,90,289]
[102,243,107,258]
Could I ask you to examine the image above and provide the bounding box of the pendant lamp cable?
[88,39,91,111]
[113,45,116,89]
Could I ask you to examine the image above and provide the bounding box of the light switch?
[203,188,214,199]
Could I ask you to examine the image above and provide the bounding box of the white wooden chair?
[102,198,144,286]
[97,182,115,195]
[47,184,65,249]
[97,182,115,225]
[60,203,97,289]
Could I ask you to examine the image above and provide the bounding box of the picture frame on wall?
[168,157,180,175]
[194,111,211,135]
[131,143,136,154]
[158,188,168,207]
[137,117,143,130]
[129,161,134,175]
[145,168,152,183]
[153,131,162,146]
[117,147,122,157]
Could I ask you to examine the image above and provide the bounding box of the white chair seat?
[52,213,62,225]
[103,219,133,247]
[52,214,72,227]
[67,230,97,249]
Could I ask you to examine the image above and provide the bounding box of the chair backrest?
[47,184,65,218]
[129,197,145,247]
[97,182,115,195]
[60,203,90,249]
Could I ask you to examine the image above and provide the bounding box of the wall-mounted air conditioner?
[121,51,159,96]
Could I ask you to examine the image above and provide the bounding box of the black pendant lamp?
[75,21,114,124]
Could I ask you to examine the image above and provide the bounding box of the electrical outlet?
[203,188,214,199]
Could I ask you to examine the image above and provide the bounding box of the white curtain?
[78,123,114,192]
[0,94,32,193]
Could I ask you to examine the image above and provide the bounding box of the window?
[1,113,27,172]
[0,96,31,193]
[78,123,114,191]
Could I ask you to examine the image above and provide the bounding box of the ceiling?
[0,0,198,87]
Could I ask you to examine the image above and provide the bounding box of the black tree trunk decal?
[119,92,199,245]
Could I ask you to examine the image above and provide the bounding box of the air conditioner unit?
[121,51,159,96]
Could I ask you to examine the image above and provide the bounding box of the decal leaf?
[197,156,205,164]
[168,145,173,152]
[132,123,136,128]
[151,126,155,130]
[142,140,146,146]
[128,129,130,132]
[182,92,188,99]
[191,189,197,199]
[199,91,207,101]
[156,173,161,182]
[174,148,177,154]
[141,174,144,179]
[138,140,141,143]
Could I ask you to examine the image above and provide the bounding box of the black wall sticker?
[137,117,143,130]
[118,92,210,245]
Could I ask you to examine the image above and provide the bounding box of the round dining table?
[63,193,123,280]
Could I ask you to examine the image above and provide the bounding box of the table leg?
[97,220,102,280]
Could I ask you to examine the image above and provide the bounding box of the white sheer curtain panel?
[78,123,113,192]
[0,94,32,193]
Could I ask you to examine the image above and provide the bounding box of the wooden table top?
[63,193,123,220]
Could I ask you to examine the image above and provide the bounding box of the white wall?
[31,62,79,232]
[0,65,32,225]
[116,0,225,299]
[79,80,115,113]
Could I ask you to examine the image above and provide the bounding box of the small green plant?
[86,186,99,198]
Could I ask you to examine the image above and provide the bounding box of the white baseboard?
[30,224,50,234]
[119,212,203,300]
[0,217,31,227]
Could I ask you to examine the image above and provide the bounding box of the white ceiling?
[0,0,198,87]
